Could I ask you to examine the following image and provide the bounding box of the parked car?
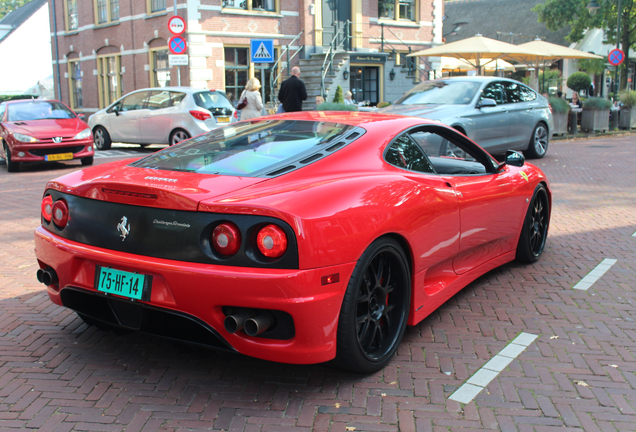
[379,77,553,158]
[34,112,550,372]
[88,87,237,150]
[0,99,94,172]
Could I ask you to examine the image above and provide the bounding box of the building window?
[379,0,416,21]
[149,0,167,13]
[223,0,277,12]
[97,55,121,108]
[224,47,249,106]
[95,0,119,24]
[68,60,83,110]
[151,49,171,87]
[64,0,78,31]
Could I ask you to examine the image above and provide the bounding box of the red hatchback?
[0,99,94,172]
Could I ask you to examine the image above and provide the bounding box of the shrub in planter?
[332,86,344,104]
[549,97,570,135]
[316,102,358,111]
[581,97,611,132]
[619,90,636,129]
[567,72,592,94]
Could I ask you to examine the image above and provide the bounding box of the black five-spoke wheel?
[336,238,410,373]
[516,184,550,263]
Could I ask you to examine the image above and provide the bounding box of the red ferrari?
[0,99,94,172]
[34,112,550,372]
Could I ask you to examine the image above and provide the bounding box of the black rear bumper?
[60,287,235,351]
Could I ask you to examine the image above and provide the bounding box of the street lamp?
[587,0,622,95]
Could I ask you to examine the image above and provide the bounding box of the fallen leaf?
[550,335,559,339]
[389,381,397,385]
[346,428,356,431]
[381,393,387,397]
[334,403,341,409]
[609,364,618,368]
[575,381,590,387]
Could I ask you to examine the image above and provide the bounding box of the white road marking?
[573,258,618,291]
[449,332,538,404]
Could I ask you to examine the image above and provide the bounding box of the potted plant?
[581,97,612,132]
[619,90,636,129]
[548,97,570,135]
[567,72,592,95]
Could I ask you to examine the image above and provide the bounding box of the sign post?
[250,39,274,115]
[168,14,187,86]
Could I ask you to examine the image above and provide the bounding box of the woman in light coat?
[239,78,264,121]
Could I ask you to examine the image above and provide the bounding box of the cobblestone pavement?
[1,135,636,431]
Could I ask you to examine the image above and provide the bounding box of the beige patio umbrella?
[441,56,516,72]
[408,35,537,74]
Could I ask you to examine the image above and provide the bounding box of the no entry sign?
[608,48,625,66]
[168,15,186,35]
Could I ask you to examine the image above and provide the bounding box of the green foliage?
[538,69,562,94]
[577,58,607,77]
[619,90,636,107]
[0,94,32,103]
[583,97,612,110]
[332,86,344,104]
[567,72,592,93]
[548,97,571,113]
[377,101,391,108]
[316,102,358,111]
[0,0,30,20]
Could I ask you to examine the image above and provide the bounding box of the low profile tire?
[76,313,131,335]
[516,184,550,263]
[525,123,549,159]
[81,156,94,166]
[335,238,411,373]
[169,129,190,146]
[93,126,112,150]
[4,145,18,172]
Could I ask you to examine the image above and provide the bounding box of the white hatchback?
[88,87,237,150]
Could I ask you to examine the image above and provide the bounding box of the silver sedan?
[88,87,237,150]
[379,77,553,158]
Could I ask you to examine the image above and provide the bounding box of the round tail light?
[41,195,53,222]
[51,200,69,228]
[212,222,241,255]
[257,224,287,258]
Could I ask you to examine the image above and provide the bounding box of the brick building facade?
[50,0,443,114]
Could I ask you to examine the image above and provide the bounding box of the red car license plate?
[95,266,150,301]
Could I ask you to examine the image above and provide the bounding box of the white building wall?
[0,3,53,95]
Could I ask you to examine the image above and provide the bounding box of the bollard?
[610,109,619,130]
[568,111,578,135]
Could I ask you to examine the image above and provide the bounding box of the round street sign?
[608,48,625,66]
[168,36,187,55]
[168,15,186,35]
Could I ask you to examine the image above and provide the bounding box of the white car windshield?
[396,81,481,105]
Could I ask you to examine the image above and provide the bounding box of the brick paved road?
[1,136,636,431]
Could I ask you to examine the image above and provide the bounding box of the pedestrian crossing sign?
[250,39,274,63]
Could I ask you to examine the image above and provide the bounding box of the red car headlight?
[257,224,287,258]
[212,222,241,255]
[41,195,53,222]
[51,200,69,228]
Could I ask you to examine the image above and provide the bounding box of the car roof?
[258,111,444,129]
[432,76,523,84]
[124,87,223,94]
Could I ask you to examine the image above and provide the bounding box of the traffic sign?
[168,36,187,55]
[169,55,188,66]
[168,15,186,35]
[608,48,625,66]
[250,39,274,63]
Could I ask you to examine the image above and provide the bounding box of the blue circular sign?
[169,36,187,55]
[608,48,624,66]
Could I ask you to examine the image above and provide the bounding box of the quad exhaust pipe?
[224,309,275,336]
[36,267,58,286]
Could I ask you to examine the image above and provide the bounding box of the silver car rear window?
[194,91,234,111]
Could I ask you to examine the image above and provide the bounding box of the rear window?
[7,101,76,121]
[396,80,481,105]
[194,91,234,112]
[131,120,359,177]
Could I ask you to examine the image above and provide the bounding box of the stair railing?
[269,31,304,111]
[320,20,351,98]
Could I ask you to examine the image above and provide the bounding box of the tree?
[578,58,608,95]
[533,0,636,92]
[333,85,344,104]
[0,0,30,20]
[567,71,592,93]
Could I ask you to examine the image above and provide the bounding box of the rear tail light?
[212,222,241,255]
[257,224,287,258]
[233,110,238,120]
[41,195,53,222]
[189,110,211,121]
[548,104,553,114]
[51,200,69,228]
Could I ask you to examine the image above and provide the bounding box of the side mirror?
[504,150,525,167]
[478,98,497,109]
[114,106,120,116]
[77,113,86,121]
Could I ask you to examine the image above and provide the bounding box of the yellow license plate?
[45,153,73,161]
[216,117,230,123]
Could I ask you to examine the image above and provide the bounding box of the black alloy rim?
[356,249,408,361]
[530,192,548,256]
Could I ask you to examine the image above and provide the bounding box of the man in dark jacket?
[277,66,307,112]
